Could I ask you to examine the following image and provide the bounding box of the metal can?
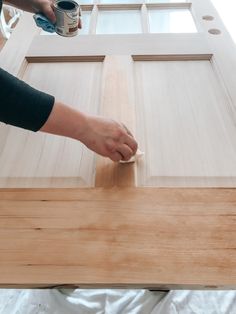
[54,0,80,37]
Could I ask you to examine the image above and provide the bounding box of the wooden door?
[0,0,236,289]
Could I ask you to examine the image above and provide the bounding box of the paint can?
[54,0,80,37]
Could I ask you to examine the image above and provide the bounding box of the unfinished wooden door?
[0,0,236,289]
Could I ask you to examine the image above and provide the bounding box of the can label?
[54,0,80,37]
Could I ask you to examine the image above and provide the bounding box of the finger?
[124,135,138,154]
[43,4,56,23]
[117,144,134,161]
[120,124,138,153]
[109,151,123,162]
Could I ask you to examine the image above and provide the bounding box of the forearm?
[40,101,87,142]
[0,68,137,162]
[40,101,138,162]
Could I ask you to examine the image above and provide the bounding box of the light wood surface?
[0,61,103,187]
[1,0,236,288]
[95,56,136,187]
[26,33,211,58]
[135,60,236,187]
[0,188,236,289]
[0,35,6,50]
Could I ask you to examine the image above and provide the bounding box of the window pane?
[80,11,91,34]
[97,10,142,34]
[148,9,197,33]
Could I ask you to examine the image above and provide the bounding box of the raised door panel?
[135,59,236,186]
[0,61,102,187]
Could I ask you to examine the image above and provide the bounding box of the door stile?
[191,0,236,108]
[95,55,137,187]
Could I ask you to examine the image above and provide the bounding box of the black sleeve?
[0,67,55,131]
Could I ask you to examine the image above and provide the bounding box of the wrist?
[72,110,90,143]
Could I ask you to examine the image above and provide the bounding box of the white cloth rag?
[120,149,144,163]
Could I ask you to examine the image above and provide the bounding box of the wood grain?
[0,62,102,187]
[135,60,236,187]
[26,33,211,59]
[1,0,236,289]
[0,35,6,51]
[0,188,236,289]
[95,56,136,187]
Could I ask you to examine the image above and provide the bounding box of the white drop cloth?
[0,289,236,314]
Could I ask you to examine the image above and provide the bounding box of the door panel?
[0,61,102,187]
[135,59,236,186]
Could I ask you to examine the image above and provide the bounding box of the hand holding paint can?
[54,0,81,37]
